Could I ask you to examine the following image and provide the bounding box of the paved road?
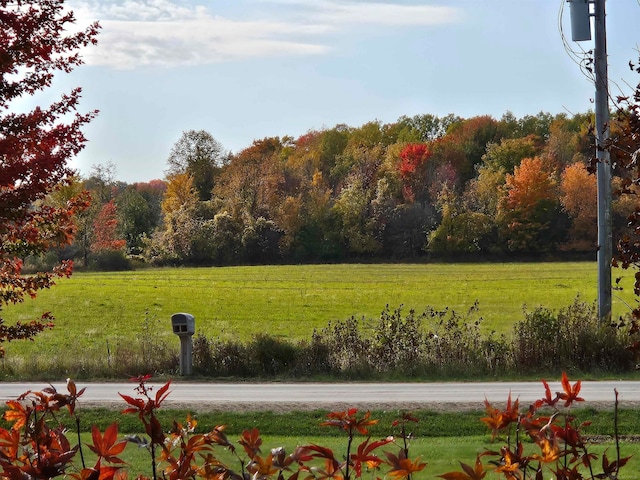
[1,380,639,409]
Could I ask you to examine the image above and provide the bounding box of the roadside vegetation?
[1,263,638,380]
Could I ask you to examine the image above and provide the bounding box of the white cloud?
[268,0,463,26]
[70,0,462,69]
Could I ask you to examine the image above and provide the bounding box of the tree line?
[34,109,637,270]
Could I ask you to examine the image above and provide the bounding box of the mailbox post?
[171,313,195,375]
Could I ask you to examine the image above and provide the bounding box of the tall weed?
[513,297,633,372]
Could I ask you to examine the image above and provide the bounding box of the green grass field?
[2,262,636,360]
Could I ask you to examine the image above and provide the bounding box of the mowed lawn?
[2,262,636,358]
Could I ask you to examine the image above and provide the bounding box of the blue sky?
[39,0,640,183]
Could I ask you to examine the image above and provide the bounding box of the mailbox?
[171,313,195,375]
[171,313,195,336]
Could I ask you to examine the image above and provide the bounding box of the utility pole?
[569,0,611,322]
[594,0,612,322]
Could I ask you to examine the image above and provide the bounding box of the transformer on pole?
[568,0,612,322]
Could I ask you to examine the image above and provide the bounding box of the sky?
[25,0,640,183]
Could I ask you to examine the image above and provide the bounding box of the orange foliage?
[560,162,597,250]
[560,162,596,218]
[503,157,557,212]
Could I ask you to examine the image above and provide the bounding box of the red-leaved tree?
[0,0,99,356]
[91,200,126,253]
[398,143,432,202]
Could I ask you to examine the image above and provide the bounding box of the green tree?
[463,164,505,217]
[395,113,461,143]
[427,187,496,254]
[117,186,154,255]
[482,135,541,174]
[167,130,227,201]
[333,175,381,255]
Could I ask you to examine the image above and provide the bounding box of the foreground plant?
[0,379,127,480]
[439,372,630,480]
[0,373,630,479]
[119,379,426,480]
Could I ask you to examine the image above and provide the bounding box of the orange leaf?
[385,449,427,479]
[3,400,29,431]
[558,372,584,407]
[439,455,487,480]
[239,428,262,458]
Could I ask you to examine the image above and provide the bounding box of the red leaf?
[154,380,172,407]
[558,372,585,407]
[87,424,127,464]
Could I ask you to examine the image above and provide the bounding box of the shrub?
[315,316,374,377]
[88,249,132,271]
[247,333,297,376]
[192,336,251,377]
[372,305,427,373]
[423,302,493,376]
[291,331,332,376]
[513,297,633,373]
[2,298,636,380]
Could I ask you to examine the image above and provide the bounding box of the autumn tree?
[498,156,565,252]
[397,143,432,202]
[91,200,126,253]
[150,173,199,262]
[607,55,640,325]
[438,115,501,182]
[166,130,227,201]
[214,137,284,221]
[76,163,121,266]
[560,161,597,251]
[0,0,99,354]
[45,174,87,262]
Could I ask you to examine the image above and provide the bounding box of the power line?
[558,0,596,84]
